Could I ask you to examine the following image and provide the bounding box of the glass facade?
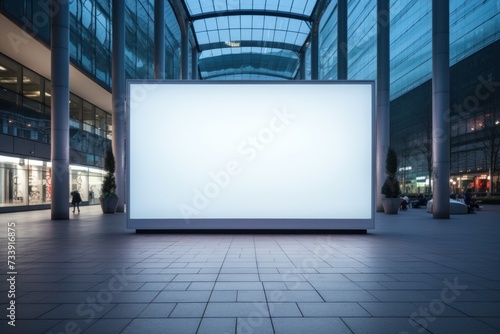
[319,1,500,194]
[388,1,500,194]
[124,0,181,81]
[319,0,377,81]
[0,53,112,165]
[0,0,182,87]
[320,0,500,97]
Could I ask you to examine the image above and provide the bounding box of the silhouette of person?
[71,190,82,213]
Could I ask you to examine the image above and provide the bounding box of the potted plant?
[381,148,401,214]
[100,149,119,213]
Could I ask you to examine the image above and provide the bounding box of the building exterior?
[0,0,182,210]
[318,0,500,195]
[0,0,499,212]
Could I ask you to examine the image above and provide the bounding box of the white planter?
[382,198,400,214]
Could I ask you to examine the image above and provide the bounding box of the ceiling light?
[225,41,240,47]
[0,78,17,84]
[0,65,7,71]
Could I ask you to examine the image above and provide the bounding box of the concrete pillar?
[337,0,348,80]
[112,0,126,212]
[191,47,198,80]
[311,29,319,80]
[181,20,189,80]
[154,0,165,79]
[432,0,450,219]
[376,0,390,212]
[50,0,70,220]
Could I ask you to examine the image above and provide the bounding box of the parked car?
[410,194,431,208]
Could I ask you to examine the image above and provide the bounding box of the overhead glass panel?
[182,0,321,79]
[194,16,309,47]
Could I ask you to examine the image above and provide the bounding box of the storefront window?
[0,156,28,207]
[0,154,104,208]
[70,166,88,202]
[28,161,43,204]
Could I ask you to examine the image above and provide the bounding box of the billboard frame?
[126,80,376,231]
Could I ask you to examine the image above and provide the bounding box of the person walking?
[71,190,82,213]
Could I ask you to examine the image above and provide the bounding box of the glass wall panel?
[319,2,337,80]
[83,100,95,133]
[0,54,21,93]
[22,68,42,102]
[44,79,51,106]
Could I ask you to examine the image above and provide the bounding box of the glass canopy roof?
[181,0,324,80]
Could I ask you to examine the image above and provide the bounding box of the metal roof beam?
[198,40,302,53]
[171,0,188,35]
[202,71,292,80]
[190,9,312,22]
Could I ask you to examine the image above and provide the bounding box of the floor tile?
[153,290,211,303]
[121,318,200,334]
[198,318,236,334]
[298,302,370,317]
[169,302,206,317]
[268,302,302,317]
[209,290,237,302]
[318,290,378,302]
[265,290,323,302]
[137,303,176,318]
[237,290,267,302]
[83,319,130,334]
[272,317,352,334]
[204,302,269,317]
[103,303,148,318]
[237,317,274,334]
[342,317,431,334]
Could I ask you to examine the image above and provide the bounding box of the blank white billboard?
[127,81,374,230]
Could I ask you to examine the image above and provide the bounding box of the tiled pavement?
[0,205,499,333]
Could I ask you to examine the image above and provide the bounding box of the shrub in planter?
[100,149,118,213]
